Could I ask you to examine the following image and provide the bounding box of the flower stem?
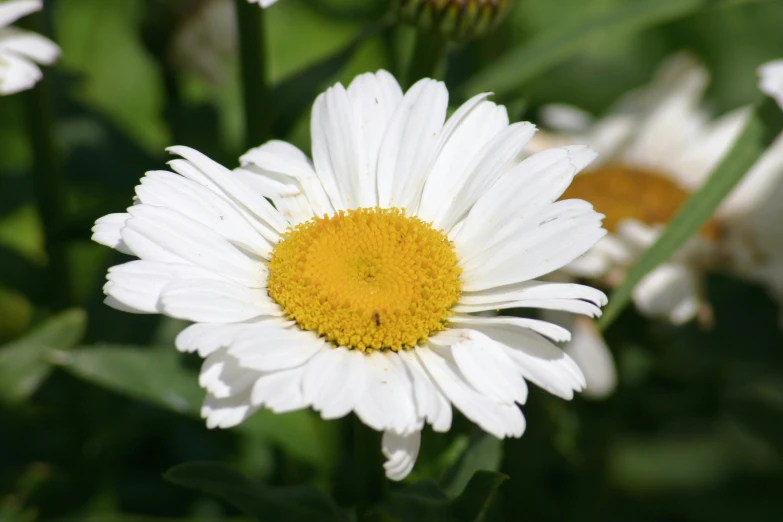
[23,13,71,310]
[234,0,269,150]
[406,30,448,87]
[353,417,384,520]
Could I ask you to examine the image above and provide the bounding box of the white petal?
[176,322,266,357]
[437,121,537,232]
[302,347,366,420]
[759,59,783,110]
[354,351,421,435]
[416,94,508,222]
[565,316,617,400]
[451,314,571,343]
[397,350,452,432]
[160,278,280,323]
[0,28,59,64]
[166,146,288,236]
[470,323,585,400]
[382,430,421,482]
[0,0,41,28]
[437,329,527,404]
[104,260,226,314]
[122,205,265,288]
[632,263,700,324]
[200,349,258,399]
[454,146,598,261]
[136,170,272,257]
[92,213,133,255]
[416,345,525,438]
[201,389,258,429]
[377,78,448,209]
[461,201,606,291]
[228,325,325,372]
[347,70,405,207]
[251,366,309,413]
[0,50,41,94]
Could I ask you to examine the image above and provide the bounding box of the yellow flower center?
[267,207,462,353]
[562,165,720,241]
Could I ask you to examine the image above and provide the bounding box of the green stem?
[353,418,384,520]
[234,0,269,150]
[406,30,448,87]
[23,13,70,310]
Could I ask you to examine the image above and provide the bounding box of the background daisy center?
[267,207,462,353]
[563,165,720,240]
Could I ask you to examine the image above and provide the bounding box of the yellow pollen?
[562,165,720,241]
[267,207,462,353]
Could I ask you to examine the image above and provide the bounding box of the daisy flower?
[92,70,608,480]
[531,54,783,327]
[0,0,60,95]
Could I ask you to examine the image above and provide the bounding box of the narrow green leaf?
[441,433,503,498]
[461,0,704,98]
[57,345,334,467]
[599,97,783,330]
[448,471,508,522]
[164,462,345,522]
[0,309,86,404]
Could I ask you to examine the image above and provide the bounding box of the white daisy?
[92,70,608,481]
[531,54,783,326]
[0,0,60,95]
[759,59,783,111]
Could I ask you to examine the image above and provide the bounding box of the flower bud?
[395,0,511,41]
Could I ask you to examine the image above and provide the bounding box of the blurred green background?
[1,0,783,520]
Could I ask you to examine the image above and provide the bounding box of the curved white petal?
[565,316,617,400]
[251,366,309,413]
[160,278,280,323]
[92,213,133,255]
[354,351,420,436]
[202,389,259,429]
[176,322,274,357]
[302,347,366,420]
[0,50,41,94]
[397,350,452,432]
[104,260,227,314]
[382,430,421,482]
[122,205,265,288]
[0,27,59,64]
[759,59,783,111]
[632,262,700,324]
[200,348,258,399]
[228,325,326,372]
[377,78,449,209]
[0,0,41,28]
[451,314,571,343]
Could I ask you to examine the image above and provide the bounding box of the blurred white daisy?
[0,0,60,95]
[248,0,278,7]
[531,54,783,327]
[93,70,608,481]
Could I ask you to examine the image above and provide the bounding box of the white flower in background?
[93,70,608,481]
[758,59,783,111]
[0,0,60,95]
[248,0,279,7]
[531,54,783,326]
[528,55,783,397]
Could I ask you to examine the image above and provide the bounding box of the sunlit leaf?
[0,309,87,404]
[57,345,335,467]
[599,96,783,330]
[441,432,503,498]
[462,0,704,98]
[164,462,347,522]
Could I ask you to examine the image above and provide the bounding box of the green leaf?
[461,0,704,98]
[599,96,783,330]
[441,433,503,498]
[269,16,391,138]
[374,471,507,522]
[0,309,86,404]
[448,470,508,522]
[56,345,201,414]
[57,345,334,467]
[164,462,346,522]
